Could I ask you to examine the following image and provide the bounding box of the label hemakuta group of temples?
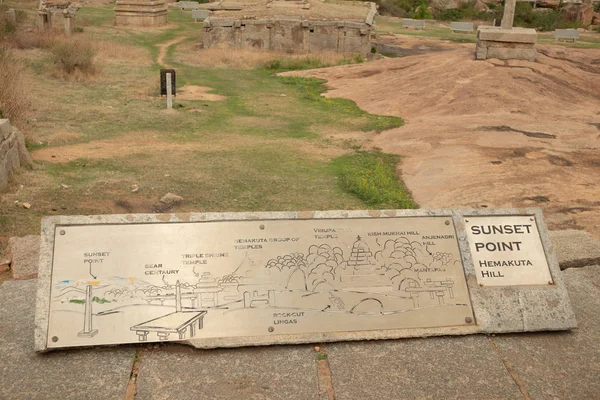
[34,209,576,351]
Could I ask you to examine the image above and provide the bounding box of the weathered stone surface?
[137,344,317,400]
[115,0,168,26]
[476,27,537,61]
[8,235,41,279]
[0,120,32,191]
[549,230,600,269]
[561,4,594,25]
[477,27,537,44]
[327,335,522,399]
[0,279,135,400]
[0,119,11,140]
[491,265,600,399]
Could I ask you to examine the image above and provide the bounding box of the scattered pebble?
[60,184,69,189]
[131,184,140,193]
[315,346,320,352]
[22,202,31,209]
[160,193,183,205]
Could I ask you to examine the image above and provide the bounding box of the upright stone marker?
[166,73,173,109]
[6,8,17,24]
[34,209,576,351]
[500,0,516,30]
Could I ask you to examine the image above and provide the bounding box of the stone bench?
[554,29,579,42]
[178,1,199,10]
[402,19,425,30]
[192,9,210,21]
[451,21,473,33]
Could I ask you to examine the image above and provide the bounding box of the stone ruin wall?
[203,18,373,56]
[0,119,32,191]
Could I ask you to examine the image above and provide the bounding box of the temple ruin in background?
[115,0,168,27]
[202,0,378,56]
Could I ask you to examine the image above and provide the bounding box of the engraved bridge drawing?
[47,217,474,348]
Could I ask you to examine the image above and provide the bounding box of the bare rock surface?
[286,37,600,238]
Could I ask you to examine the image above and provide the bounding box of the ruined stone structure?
[0,119,32,191]
[37,0,77,35]
[115,0,168,27]
[203,0,378,56]
[476,0,537,61]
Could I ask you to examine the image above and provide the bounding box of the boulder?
[7,235,41,280]
[561,4,595,25]
[474,0,489,12]
[160,192,183,205]
[430,0,457,10]
[593,12,600,25]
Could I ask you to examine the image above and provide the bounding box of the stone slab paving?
[136,344,318,400]
[549,230,600,269]
[491,265,600,400]
[7,235,41,279]
[0,280,136,400]
[326,335,523,400]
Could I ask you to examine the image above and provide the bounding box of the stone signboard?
[35,209,576,351]
[465,216,553,286]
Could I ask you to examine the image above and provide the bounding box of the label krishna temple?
[34,209,577,351]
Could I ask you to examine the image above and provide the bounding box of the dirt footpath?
[287,37,600,237]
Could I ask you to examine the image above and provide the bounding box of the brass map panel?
[46,217,474,348]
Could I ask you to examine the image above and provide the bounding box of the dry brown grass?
[9,28,66,50]
[178,45,354,69]
[94,39,152,66]
[0,48,32,127]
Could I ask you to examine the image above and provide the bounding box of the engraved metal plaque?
[464,215,553,286]
[46,217,474,348]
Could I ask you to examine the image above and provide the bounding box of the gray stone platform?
[1,239,599,399]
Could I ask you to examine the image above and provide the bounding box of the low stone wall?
[203,18,372,56]
[0,119,33,191]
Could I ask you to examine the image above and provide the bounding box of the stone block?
[491,265,600,399]
[477,27,537,44]
[327,336,523,399]
[0,279,135,400]
[8,235,41,280]
[115,0,168,27]
[475,38,536,62]
[549,230,600,269]
[0,119,11,140]
[136,344,317,400]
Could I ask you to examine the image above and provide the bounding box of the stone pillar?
[6,9,16,24]
[501,0,517,30]
[63,12,74,35]
[77,285,99,338]
[166,73,173,110]
[37,10,48,29]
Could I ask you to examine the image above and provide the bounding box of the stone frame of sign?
[34,208,576,352]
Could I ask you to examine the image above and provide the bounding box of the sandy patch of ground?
[176,85,227,101]
[31,133,348,163]
[287,37,600,237]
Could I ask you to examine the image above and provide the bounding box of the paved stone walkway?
[1,235,599,399]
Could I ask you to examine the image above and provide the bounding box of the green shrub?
[440,9,462,21]
[413,0,433,19]
[329,151,416,209]
[51,39,97,76]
